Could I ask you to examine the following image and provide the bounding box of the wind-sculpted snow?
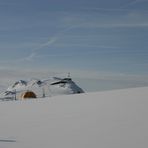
[0,87,148,148]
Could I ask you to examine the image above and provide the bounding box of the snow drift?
[0,87,148,148]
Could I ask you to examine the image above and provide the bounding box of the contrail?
[25,25,76,61]
[32,36,58,52]
[122,0,148,8]
[25,37,58,61]
[0,25,78,64]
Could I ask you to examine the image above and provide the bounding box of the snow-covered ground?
[0,87,148,148]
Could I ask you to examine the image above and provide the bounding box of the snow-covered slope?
[0,87,148,148]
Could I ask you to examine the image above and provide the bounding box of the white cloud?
[81,7,131,12]
[122,0,148,8]
[60,11,148,30]
[82,22,148,28]
[73,14,148,28]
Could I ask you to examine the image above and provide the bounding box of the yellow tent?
[21,91,37,99]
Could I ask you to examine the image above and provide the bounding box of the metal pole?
[14,89,17,100]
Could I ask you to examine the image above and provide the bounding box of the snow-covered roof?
[0,77,84,100]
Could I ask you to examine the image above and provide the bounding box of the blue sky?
[0,0,148,91]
